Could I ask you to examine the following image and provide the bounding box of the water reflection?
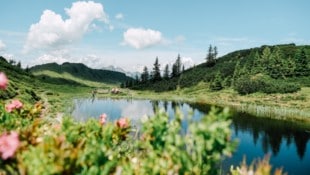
[231,114,310,159]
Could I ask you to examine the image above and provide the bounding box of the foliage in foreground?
[231,156,286,175]
[0,100,235,174]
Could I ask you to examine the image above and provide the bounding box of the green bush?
[234,74,301,95]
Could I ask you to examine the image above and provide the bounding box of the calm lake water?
[72,98,310,175]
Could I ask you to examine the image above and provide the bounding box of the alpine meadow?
[0,1,310,175]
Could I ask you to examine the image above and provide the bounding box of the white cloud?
[115,13,124,20]
[36,54,69,65]
[123,28,163,49]
[24,1,108,53]
[181,57,194,69]
[0,40,6,51]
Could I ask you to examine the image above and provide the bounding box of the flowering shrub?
[0,131,20,160]
[5,99,23,113]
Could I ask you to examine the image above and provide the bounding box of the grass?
[32,70,115,88]
[92,82,310,123]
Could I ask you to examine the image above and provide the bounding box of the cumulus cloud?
[0,40,6,51]
[23,1,108,52]
[115,13,124,20]
[123,28,163,49]
[181,57,194,69]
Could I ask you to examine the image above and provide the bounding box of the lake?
[72,98,310,175]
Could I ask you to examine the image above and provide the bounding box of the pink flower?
[5,103,15,113]
[0,131,20,160]
[99,113,107,125]
[5,99,23,113]
[0,72,8,90]
[116,117,129,128]
[11,100,23,109]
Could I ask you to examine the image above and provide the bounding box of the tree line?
[122,54,185,88]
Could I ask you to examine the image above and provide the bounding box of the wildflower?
[99,113,107,125]
[0,131,20,160]
[5,99,23,113]
[116,117,129,128]
[0,72,8,90]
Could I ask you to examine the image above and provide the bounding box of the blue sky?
[0,0,309,72]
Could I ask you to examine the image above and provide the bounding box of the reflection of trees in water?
[147,101,310,160]
[151,100,159,112]
[232,114,310,159]
[163,101,168,111]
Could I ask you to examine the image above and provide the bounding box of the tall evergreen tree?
[171,54,182,77]
[16,61,21,69]
[206,45,217,67]
[152,57,161,82]
[252,51,264,74]
[268,46,295,79]
[141,66,149,82]
[175,54,182,75]
[210,72,223,91]
[171,63,178,77]
[261,46,272,73]
[294,48,310,76]
[214,46,218,59]
[163,64,170,80]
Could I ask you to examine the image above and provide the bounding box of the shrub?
[234,74,301,95]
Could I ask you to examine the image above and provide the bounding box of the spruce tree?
[175,54,182,75]
[141,66,149,83]
[171,54,182,77]
[261,46,271,73]
[163,64,170,80]
[152,57,161,82]
[210,72,223,91]
[294,49,310,76]
[171,63,178,77]
[206,45,216,67]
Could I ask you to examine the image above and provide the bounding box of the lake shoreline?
[86,87,310,125]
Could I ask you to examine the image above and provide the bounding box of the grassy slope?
[0,57,41,104]
[0,56,100,116]
[133,44,310,91]
[30,62,132,85]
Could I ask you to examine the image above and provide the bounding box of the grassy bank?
[37,79,310,124]
[91,82,310,123]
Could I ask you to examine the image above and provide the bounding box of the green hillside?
[129,44,310,93]
[0,56,41,103]
[30,62,132,85]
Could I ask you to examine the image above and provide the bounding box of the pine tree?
[252,51,264,74]
[210,72,223,91]
[152,57,161,82]
[175,54,182,75]
[171,54,182,77]
[16,61,21,69]
[294,48,310,76]
[163,64,170,80]
[214,46,218,59]
[171,63,178,77]
[206,45,216,67]
[141,66,149,82]
[268,46,294,79]
[261,46,272,73]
